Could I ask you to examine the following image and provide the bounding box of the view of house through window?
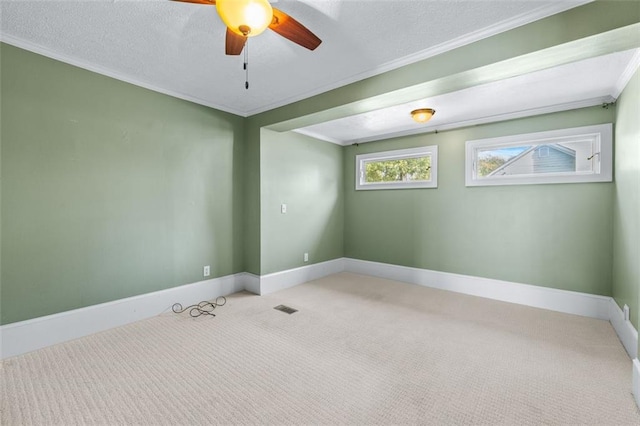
[356,145,438,190]
[466,124,612,186]
[477,139,595,178]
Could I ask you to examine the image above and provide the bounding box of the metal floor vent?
[274,305,298,315]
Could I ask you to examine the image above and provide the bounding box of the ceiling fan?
[172,0,322,55]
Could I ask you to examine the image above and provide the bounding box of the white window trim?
[465,123,612,187]
[355,145,438,190]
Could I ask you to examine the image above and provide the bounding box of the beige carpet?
[1,272,639,425]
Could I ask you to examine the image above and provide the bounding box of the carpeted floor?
[1,272,639,425]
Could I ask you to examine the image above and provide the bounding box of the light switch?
[281,204,287,214]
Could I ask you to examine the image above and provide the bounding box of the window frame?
[465,123,613,187]
[355,145,438,191]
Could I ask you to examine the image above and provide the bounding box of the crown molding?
[331,96,613,146]
[243,1,594,116]
[0,34,249,118]
[0,1,591,118]
[292,128,344,145]
[613,48,640,99]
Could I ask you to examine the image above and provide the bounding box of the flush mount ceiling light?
[411,108,436,123]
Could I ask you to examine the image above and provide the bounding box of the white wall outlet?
[303,252,309,262]
[281,204,287,214]
[203,265,210,277]
[624,304,630,321]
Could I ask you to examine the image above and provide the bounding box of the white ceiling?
[294,48,640,145]
[0,0,591,117]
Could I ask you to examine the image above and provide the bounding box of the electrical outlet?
[203,265,210,277]
[281,204,287,214]
[304,253,309,262]
[624,304,630,321]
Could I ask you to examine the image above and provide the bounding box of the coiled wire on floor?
[172,296,226,318]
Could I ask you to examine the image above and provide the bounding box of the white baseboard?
[2,258,634,368]
[0,260,344,359]
[0,273,245,359]
[241,272,261,295]
[344,258,611,320]
[258,258,346,295]
[609,299,638,359]
[633,359,640,409]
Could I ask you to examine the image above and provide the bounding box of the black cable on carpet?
[172,296,226,318]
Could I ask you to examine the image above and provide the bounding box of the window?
[356,145,438,190]
[465,123,612,187]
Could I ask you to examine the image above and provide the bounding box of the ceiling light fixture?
[216,0,273,37]
[411,108,436,123]
[174,0,321,90]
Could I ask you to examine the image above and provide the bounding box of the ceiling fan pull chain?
[244,38,249,90]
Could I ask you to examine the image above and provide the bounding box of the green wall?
[613,68,640,330]
[243,118,262,275]
[243,1,639,272]
[2,1,638,325]
[0,44,245,325]
[260,130,343,275]
[344,107,615,295]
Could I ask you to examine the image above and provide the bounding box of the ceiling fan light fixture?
[216,0,273,37]
[411,108,436,123]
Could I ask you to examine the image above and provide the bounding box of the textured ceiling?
[0,0,590,116]
[295,49,640,144]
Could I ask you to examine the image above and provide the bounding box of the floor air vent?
[274,305,298,315]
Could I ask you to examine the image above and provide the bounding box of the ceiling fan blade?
[171,0,216,5]
[226,28,247,55]
[269,8,321,51]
